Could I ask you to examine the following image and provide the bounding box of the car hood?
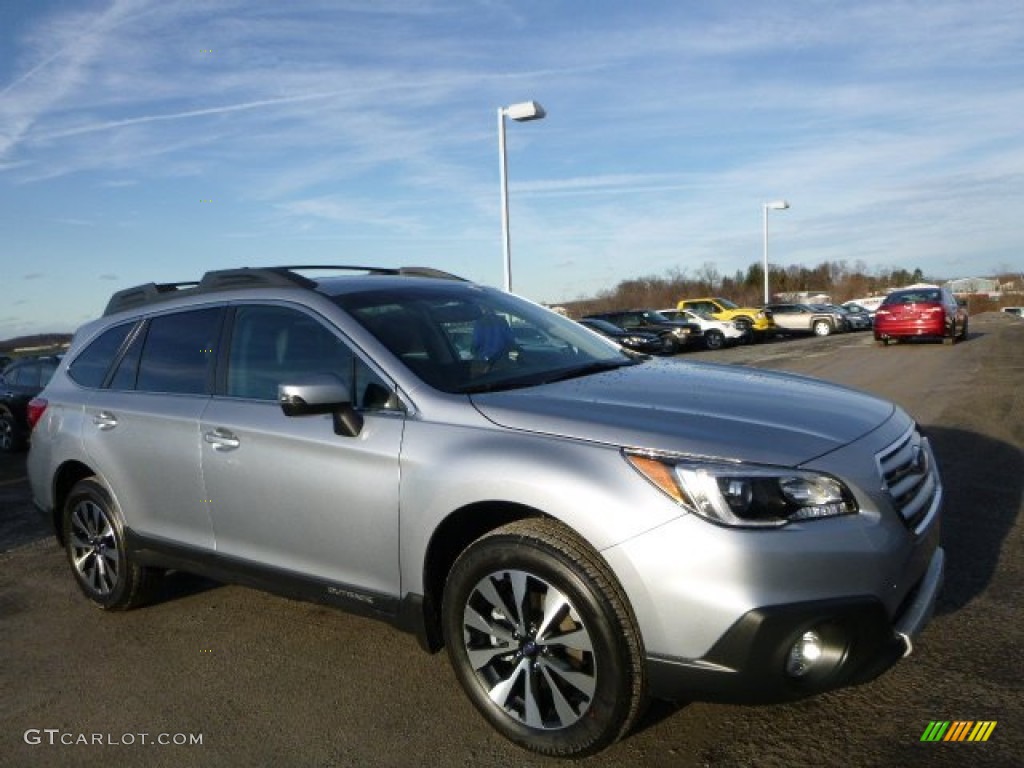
[469,360,896,466]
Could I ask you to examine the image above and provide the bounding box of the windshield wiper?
[458,375,548,394]
[458,358,635,394]
[536,359,636,385]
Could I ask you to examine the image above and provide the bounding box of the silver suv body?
[766,302,848,336]
[28,266,944,758]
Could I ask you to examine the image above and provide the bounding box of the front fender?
[396,418,682,594]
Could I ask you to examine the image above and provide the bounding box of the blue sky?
[2,0,1022,338]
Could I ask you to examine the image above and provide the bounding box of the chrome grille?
[877,427,939,531]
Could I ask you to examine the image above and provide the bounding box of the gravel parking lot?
[1,312,1021,767]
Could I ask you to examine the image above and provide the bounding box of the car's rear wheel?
[0,411,22,453]
[813,320,833,337]
[63,477,161,610]
[704,330,725,350]
[442,518,646,758]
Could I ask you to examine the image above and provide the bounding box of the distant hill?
[0,333,73,354]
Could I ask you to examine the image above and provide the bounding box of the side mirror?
[278,373,363,437]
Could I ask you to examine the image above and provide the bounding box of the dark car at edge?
[582,309,701,352]
[577,317,673,355]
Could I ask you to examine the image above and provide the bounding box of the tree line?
[561,260,1018,316]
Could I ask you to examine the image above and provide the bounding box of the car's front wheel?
[704,329,725,350]
[813,319,833,337]
[63,477,161,610]
[442,519,646,758]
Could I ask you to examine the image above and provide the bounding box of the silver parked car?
[28,266,944,758]
[766,303,848,336]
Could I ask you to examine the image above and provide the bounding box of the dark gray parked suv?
[28,266,944,758]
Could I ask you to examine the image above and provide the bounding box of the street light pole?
[762,200,790,304]
[498,101,546,292]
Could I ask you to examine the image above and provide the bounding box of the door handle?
[92,411,118,430]
[204,428,240,451]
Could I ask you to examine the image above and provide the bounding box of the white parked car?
[1001,307,1023,318]
[843,297,885,316]
[659,308,745,349]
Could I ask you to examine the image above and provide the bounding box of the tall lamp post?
[762,200,790,304]
[498,100,546,292]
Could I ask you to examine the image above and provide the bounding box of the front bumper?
[646,546,944,704]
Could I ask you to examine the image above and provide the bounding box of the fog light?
[786,631,824,677]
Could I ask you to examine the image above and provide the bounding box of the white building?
[945,277,1000,296]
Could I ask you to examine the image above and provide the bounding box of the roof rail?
[396,266,467,281]
[102,282,201,316]
[102,264,467,316]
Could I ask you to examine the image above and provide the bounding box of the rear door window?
[136,309,223,395]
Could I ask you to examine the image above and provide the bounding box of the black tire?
[732,318,754,344]
[63,477,161,610]
[0,410,23,453]
[704,329,725,350]
[812,319,833,337]
[442,518,646,758]
[959,319,969,340]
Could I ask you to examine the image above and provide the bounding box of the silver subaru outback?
[28,266,944,758]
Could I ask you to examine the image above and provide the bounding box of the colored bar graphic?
[945,721,972,741]
[968,722,997,742]
[921,721,997,742]
[921,721,949,741]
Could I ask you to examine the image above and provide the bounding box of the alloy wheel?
[461,568,597,731]
[68,499,120,597]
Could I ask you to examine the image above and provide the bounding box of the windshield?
[332,283,636,394]
[582,318,622,334]
[884,289,941,305]
[641,310,671,323]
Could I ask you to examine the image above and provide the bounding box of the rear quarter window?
[68,323,135,388]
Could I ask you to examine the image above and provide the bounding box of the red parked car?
[874,287,968,346]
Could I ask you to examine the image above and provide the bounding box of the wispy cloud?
[1,0,1022,336]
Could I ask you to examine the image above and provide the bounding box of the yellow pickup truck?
[676,297,775,339]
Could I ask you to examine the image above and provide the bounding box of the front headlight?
[624,452,857,528]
